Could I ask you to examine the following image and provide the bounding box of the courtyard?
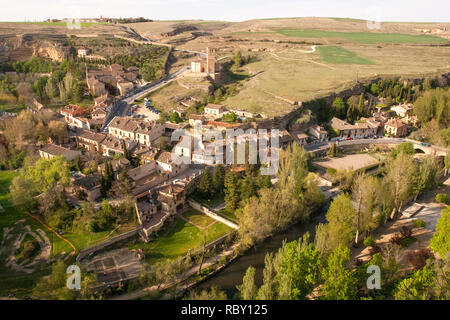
[131,209,233,265]
[314,153,384,171]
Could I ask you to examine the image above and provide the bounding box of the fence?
[187,200,239,230]
[76,226,142,262]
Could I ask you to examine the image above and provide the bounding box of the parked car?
[346,137,353,140]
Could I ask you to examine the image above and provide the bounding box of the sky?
[0,0,449,23]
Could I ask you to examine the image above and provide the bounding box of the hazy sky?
[0,0,449,22]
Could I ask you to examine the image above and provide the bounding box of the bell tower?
[206,47,216,75]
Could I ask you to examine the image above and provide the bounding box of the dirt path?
[26,213,77,264]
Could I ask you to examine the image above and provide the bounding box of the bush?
[413,219,427,228]
[326,168,337,175]
[22,239,39,259]
[363,235,376,247]
[400,226,413,238]
[435,193,448,204]
[407,248,432,270]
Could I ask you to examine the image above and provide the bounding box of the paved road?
[102,66,190,130]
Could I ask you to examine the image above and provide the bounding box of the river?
[195,206,329,298]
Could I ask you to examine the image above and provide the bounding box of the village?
[0,11,449,302]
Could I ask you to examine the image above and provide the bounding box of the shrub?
[326,168,337,175]
[407,248,432,270]
[413,219,427,228]
[435,193,448,204]
[400,226,413,238]
[363,235,376,247]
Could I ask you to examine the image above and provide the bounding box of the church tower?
[206,47,216,75]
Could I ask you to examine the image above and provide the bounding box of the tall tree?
[237,266,258,300]
[320,245,357,300]
[199,167,213,195]
[325,193,355,250]
[212,164,225,193]
[224,170,240,210]
[384,153,416,219]
[351,174,379,246]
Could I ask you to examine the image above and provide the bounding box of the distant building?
[330,117,378,139]
[384,119,408,137]
[100,135,138,157]
[72,174,101,201]
[308,125,328,142]
[108,116,165,146]
[117,81,134,96]
[75,130,106,152]
[190,47,221,81]
[204,103,228,116]
[77,47,91,57]
[39,144,81,161]
[391,103,413,118]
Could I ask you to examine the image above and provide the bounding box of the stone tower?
[206,47,216,75]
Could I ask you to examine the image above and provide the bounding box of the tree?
[257,253,278,300]
[412,156,437,201]
[156,137,168,151]
[240,173,257,200]
[187,286,227,300]
[430,206,450,257]
[212,164,225,193]
[224,170,240,210]
[394,266,435,300]
[122,140,131,161]
[118,167,133,196]
[234,50,243,68]
[324,193,355,250]
[391,142,415,158]
[169,112,182,124]
[384,153,416,219]
[328,142,337,157]
[199,167,213,195]
[237,266,258,300]
[331,97,346,119]
[9,175,37,213]
[351,175,379,246]
[320,245,357,300]
[274,234,321,300]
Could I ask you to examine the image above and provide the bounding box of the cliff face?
[0,34,69,62]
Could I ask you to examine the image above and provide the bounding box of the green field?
[182,210,215,228]
[318,46,375,65]
[275,29,447,44]
[131,217,232,265]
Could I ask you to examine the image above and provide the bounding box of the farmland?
[318,46,375,65]
[275,29,447,44]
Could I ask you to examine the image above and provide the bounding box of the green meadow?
[318,46,375,65]
[275,29,447,44]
